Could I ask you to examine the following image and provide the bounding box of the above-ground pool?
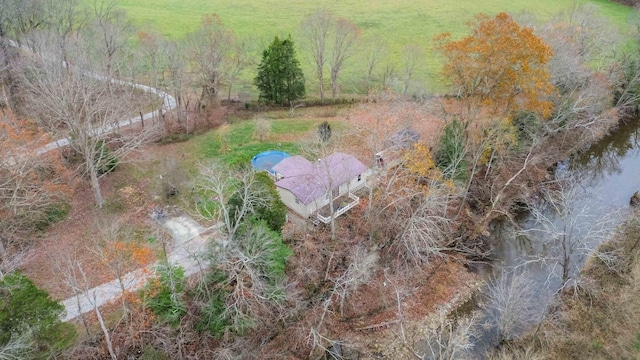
[251,150,290,174]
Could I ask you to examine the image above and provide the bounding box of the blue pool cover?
[251,150,290,174]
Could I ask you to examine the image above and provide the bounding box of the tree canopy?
[254,36,305,105]
[0,272,76,357]
[436,12,555,118]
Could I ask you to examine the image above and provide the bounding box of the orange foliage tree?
[435,12,555,119]
[99,238,154,291]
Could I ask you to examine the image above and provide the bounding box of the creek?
[472,118,640,356]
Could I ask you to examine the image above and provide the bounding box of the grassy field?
[114,0,635,95]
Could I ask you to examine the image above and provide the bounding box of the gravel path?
[61,214,216,322]
[5,39,177,156]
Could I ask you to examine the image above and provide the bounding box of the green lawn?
[114,0,635,94]
[192,117,328,167]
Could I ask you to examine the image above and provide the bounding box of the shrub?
[195,220,291,337]
[16,202,70,232]
[435,118,468,181]
[196,289,229,338]
[252,172,287,232]
[227,172,287,233]
[157,133,194,145]
[95,140,118,175]
[142,263,187,326]
[513,111,541,145]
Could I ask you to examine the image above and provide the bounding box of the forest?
[2,0,640,359]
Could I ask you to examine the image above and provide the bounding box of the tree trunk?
[90,168,104,208]
[94,292,117,360]
[318,69,325,104]
[329,192,336,240]
[331,70,339,98]
[562,234,570,286]
[202,85,219,109]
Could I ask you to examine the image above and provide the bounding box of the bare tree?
[363,38,384,94]
[195,161,269,241]
[401,45,421,97]
[20,38,160,207]
[302,9,359,101]
[54,251,92,335]
[0,0,48,40]
[254,115,271,142]
[37,0,87,63]
[0,110,72,262]
[519,180,621,288]
[85,0,132,77]
[423,310,478,360]
[485,268,546,342]
[382,63,397,90]
[218,224,288,334]
[298,126,343,239]
[301,9,332,103]
[365,161,455,265]
[0,0,50,110]
[328,17,359,98]
[92,217,152,314]
[188,14,237,111]
[93,290,117,360]
[395,180,453,264]
[163,39,190,127]
[139,30,169,89]
[535,5,620,143]
[226,36,253,103]
[0,330,33,360]
[332,245,376,315]
[306,246,375,357]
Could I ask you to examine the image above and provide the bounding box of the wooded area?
[1,0,640,358]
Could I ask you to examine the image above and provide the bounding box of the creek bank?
[502,210,640,359]
[450,115,637,356]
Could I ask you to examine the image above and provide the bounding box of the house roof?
[271,155,315,177]
[274,152,368,205]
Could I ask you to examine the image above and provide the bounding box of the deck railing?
[317,193,359,224]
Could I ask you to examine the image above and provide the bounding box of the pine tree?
[255,36,305,105]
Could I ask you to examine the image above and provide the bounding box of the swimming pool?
[251,150,290,174]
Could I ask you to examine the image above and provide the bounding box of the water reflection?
[573,118,640,184]
[475,117,640,357]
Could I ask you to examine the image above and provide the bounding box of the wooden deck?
[316,192,360,224]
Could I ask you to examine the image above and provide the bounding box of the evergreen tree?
[255,36,305,105]
[0,272,76,357]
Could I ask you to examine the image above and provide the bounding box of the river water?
[472,118,640,355]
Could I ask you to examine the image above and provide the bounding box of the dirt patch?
[335,259,481,359]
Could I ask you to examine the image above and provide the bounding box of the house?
[271,152,369,223]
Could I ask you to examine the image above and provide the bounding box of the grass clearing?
[192,116,330,167]
[114,0,635,94]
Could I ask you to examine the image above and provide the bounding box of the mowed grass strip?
[114,0,634,94]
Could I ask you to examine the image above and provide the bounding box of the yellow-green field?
[115,0,635,94]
